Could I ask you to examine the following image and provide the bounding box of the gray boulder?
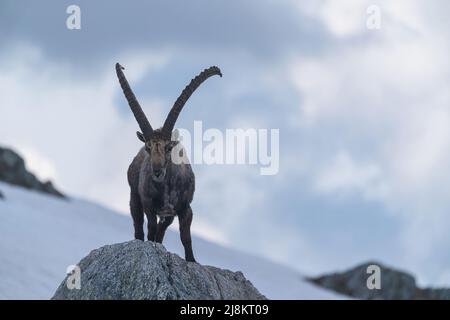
[52,240,267,300]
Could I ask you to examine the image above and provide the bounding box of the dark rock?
[52,240,267,300]
[0,146,65,198]
[419,288,450,299]
[308,261,450,300]
[0,189,3,200]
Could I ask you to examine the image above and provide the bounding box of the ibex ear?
[136,131,146,143]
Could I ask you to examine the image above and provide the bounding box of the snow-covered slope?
[0,182,343,299]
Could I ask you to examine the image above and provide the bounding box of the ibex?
[116,63,222,262]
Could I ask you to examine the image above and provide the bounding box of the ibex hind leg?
[156,216,175,243]
[179,205,196,262]
[130,191,144,241]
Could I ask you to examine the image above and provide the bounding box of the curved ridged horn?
[162,66,222,138]
[115,63,153,140]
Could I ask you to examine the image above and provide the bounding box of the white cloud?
[386,107,450,191]
[0,43,168,211]
[320,0,368,37]
[314,151,383,199]
[289,0,450,278]
[2,0,450,285]
[13,145,58,182]
[294,0,372,37]
[295,0,436,38]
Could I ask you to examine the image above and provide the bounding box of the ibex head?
[116,63,222,182]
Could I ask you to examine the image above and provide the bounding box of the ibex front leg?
[145,212,157,242]
[178,205,196,262]
[130,191,144,241]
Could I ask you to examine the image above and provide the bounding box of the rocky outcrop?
[52,240,267,300]
[0,146,65,198]
[309,261,450,300]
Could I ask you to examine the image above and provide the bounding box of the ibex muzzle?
[116,63,222,262]
[142,137,177,183]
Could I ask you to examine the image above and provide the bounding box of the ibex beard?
[116,63,222,262]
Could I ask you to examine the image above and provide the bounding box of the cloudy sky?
[1,0,449,285]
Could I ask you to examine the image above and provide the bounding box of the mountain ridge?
[309,261,450,300]
[0,146,65,198]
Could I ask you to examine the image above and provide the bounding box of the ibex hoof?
[135,233,144,241]
[186,256,197,263]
